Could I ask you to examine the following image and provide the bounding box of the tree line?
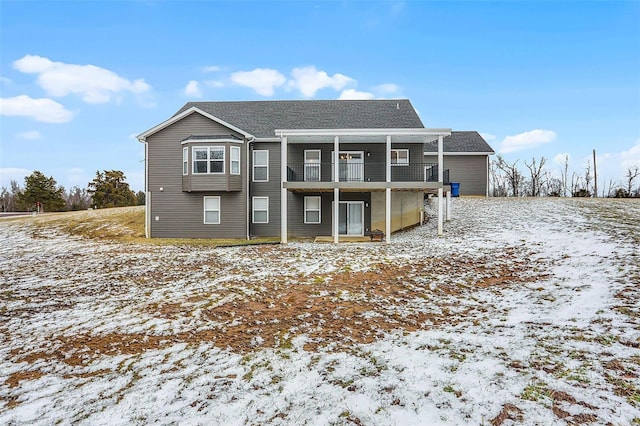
[0,170,145,212]
[490,155,640,198]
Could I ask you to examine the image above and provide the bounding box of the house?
[137,99,494,243]
[425,131,494,197]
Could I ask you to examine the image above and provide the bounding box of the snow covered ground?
[0,198,638,425]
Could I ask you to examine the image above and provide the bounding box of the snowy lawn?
[0,198,639,425]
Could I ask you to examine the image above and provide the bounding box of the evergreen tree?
[16,171,66,212]
[88,170,137,208]
[135,190,146,205]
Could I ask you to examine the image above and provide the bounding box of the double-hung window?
[252,196,269,223]
[193,147,224,174]
[253,150,268,182]
[204,196,220,224]
[391,149,409,166]
[230,146,240,175]
[182,147,188,175]
[304,196,321,224]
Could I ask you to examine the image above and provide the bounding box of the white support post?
[280,136,288,243]
[437,134,444,236]
[385,188,391,243]
[438,188,443,236]
[334,136,340,243]
[386,135,392,243]
[446,190,451,221]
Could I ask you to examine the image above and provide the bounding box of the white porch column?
[280,135,288,243]
[446,189,451,221]
[437,135,444,236]
[385,135,392,243]
[334,136,340,243]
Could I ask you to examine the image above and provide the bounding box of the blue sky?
[1,0,639,193]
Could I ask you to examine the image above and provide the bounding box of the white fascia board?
[137,107,254,141]
[181,138,243,145]
[274,128,451,137]
[423,151,495,156]
[254,137,281,142]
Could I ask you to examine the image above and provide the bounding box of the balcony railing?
[286,162,449,184]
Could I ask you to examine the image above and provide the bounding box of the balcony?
[286,162,449,183]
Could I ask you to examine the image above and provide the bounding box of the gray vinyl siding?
[249,142,281,237]
[287,192,372,237]
[424,155,489,196]
[146,111,247,238]
[287,143,424,182]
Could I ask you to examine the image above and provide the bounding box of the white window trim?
[253,150,269,182]
[182,147,188,175]
[252,196,269,224]
[391,149,409,166]
[203,196,220,224]
[193,146,225,174]
[304,196,321,224]
[230,146,241,175]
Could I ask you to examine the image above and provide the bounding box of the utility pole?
[593,149,598,198]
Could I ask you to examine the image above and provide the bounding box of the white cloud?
[338,89,375,100]
[205,80,225,88]
[203,65,221,73]
[620,138,640,170]
[230,68,286,96]
[17,130,41,140]
[0,167,31,188]
[373,83,400,96]
[480,132,496,142]
[500,129,556,153]
[0,95,74,123]
[288,66,354,97]
[184,80,202,98]
[13,55,151,104]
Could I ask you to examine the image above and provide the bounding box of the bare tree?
[489,162,508,197]
[494,155,524,197]
[625,166,640,196]
[560,155,569,197]
[0,180,21,212]
[584,161,593,197]
[525,156,547,196]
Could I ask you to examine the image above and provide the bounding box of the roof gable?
[137,106,253,141]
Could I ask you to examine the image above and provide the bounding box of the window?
[391,149,409,166]
[193,146,224,174]
[252,196,269,223]
[204,196,220,224]
[304,196,321,224]
[253,150,268,182]
[230,146,240,175]
[182,147,188,175]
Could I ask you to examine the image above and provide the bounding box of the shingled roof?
[174,99,425,138]
[424,131,494,153]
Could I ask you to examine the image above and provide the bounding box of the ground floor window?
[304,196,321,224]
[252,196,269,223]
[204,196,220,224]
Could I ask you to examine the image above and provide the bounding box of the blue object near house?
[450,182,460,197]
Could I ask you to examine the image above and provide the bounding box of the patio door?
[338,201,364,236]
[332,151,364,182]
[304,150,321,182]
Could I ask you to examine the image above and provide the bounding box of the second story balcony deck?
[284,162,449,191]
